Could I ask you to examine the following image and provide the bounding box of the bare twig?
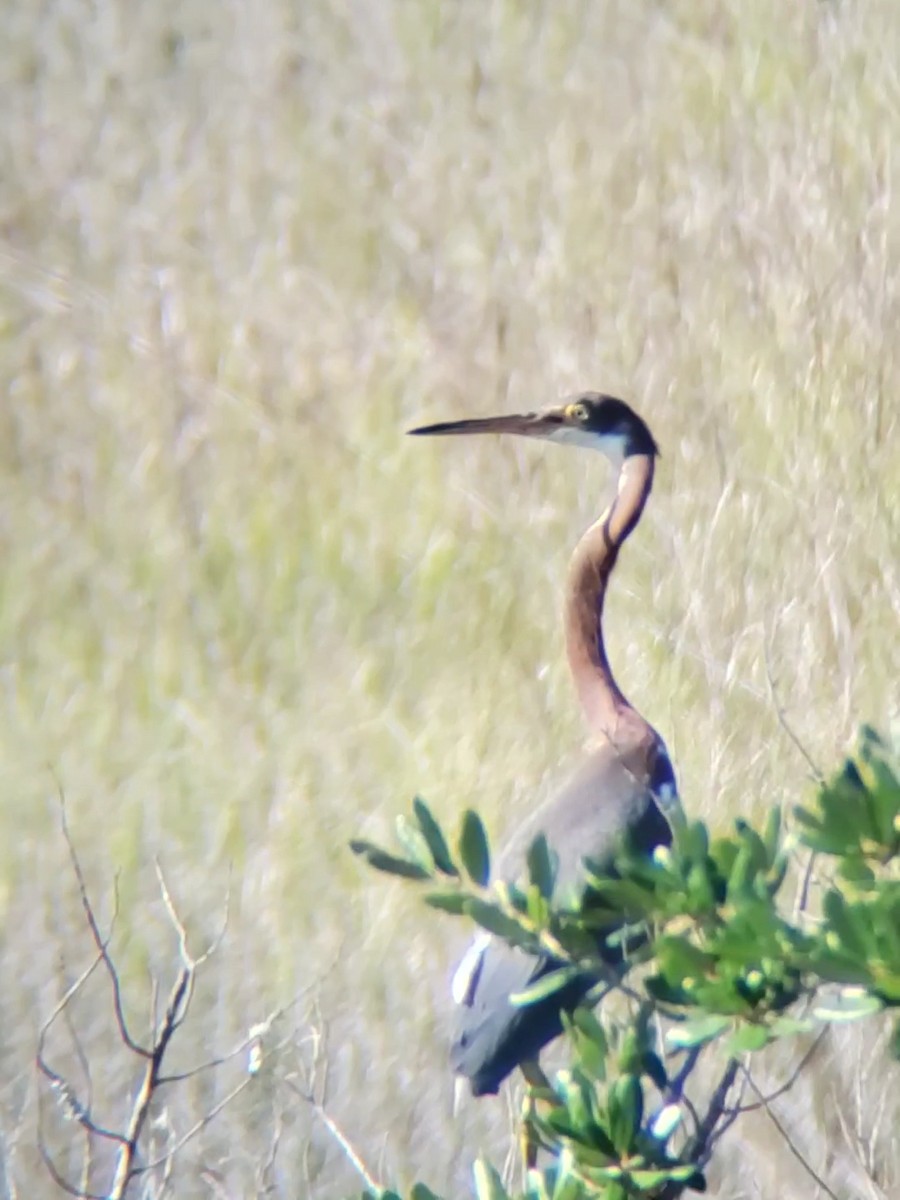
[287,1077,383,1194]
[37,803,267,1199]
[284,1017,383,1194]
[763,634,823,784]
[657,1055,742,1198]
[691,1058,740,1166]
[731,1029,828,1114]
[57,795,147,1059]
[107,965,192,1198]
[131,1075,255,1177]
[741,1066,842,1200]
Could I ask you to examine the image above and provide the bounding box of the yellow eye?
[566,402,590,423]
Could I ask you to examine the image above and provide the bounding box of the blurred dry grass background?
[1,0,899,1196]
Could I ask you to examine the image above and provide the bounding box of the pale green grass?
[1,1,899,1196]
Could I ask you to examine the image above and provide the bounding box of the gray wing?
[451,739,676,1095]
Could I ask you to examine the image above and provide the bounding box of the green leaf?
[630,1168,681,1188]
[464,898,530,946]
[837,859,876,888]
[607,1074,642,1155]
[527,834,557,899]
[666,1014,731,1049]
[349,840,431,881]
[423,889,468,915]
[563,1007,610,1080]
[813,989,884,1022]
[767,1014,814,1039]
[662,1164,707,1186]
[410,1185,442,1200]
[823,890,869,959]
[655,935,715,981]
[526,884,551,929]
[725,1023,770,1054]
[598,1183,626,1200]
[459,811,491,886]
[396,815,436,874]
[569,1006,609,1052]
[762,806,781,857]
[676,819,709,864]
[413,797,459,876]
[511,966,582,1007]
[473,1158,508,1200]
[550,1160,585,1200]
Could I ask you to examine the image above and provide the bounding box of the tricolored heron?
[409,393,678,1098]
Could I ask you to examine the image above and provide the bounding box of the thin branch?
[763,634,823,784]
[57,794,148,1059]
[794,848,819,921]
[37,952,129,1148]
[131,1075,255,1176]
[108,965,192,1198]
[255,1105,285,1192]
[692,1058,739,1166]
[731,1028,828,1114]
[664,1045,702,1106]
[742,1065,842,1200]
[657,1055,741,1196]
[286,1079,383,1194]
[157,991,310,1086]
[137,1017,301,1176]
[58,959,98,1197]
[37,947,106,1065]
[36,1138,108,1200]
[37,1060,127,1146]
[284,1013,383,1194]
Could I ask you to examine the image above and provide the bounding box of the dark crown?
[575,394,659,457]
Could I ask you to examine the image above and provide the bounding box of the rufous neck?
[563,453,655,738]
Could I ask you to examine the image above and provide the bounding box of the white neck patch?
[547,427,628,461]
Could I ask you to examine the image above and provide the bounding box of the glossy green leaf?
[823,890,869,959]
[563,1007,610,1080]
[762,805,782,857]
[526,884,551,928]
[396,815,436,874]
[511,966,582,1007]
[598,1182,626,1200]
[349,840,431,880]
[666,1014,731,1049]
[550,1163,585,1200]
[413,798,459,876]
[410,1185,442,1200]
[464,898,530,945]
[725,1023,770,1054]
[813,989,884,1022]
[838,859,876,888]
[473,1159,508,1200]
[768,1015,814,1038]
[607,1074,642,1155]
[527,834,557,900]
[423,889,468,915]
[459,810,491,886]
[630,1168,680,1187]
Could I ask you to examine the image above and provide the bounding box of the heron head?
[408,393,658,461]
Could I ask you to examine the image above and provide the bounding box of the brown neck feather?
[564,452,655,743]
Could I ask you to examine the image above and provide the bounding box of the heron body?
[409,394,678,1097]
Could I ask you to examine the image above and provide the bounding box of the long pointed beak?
[408,408,567,440]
